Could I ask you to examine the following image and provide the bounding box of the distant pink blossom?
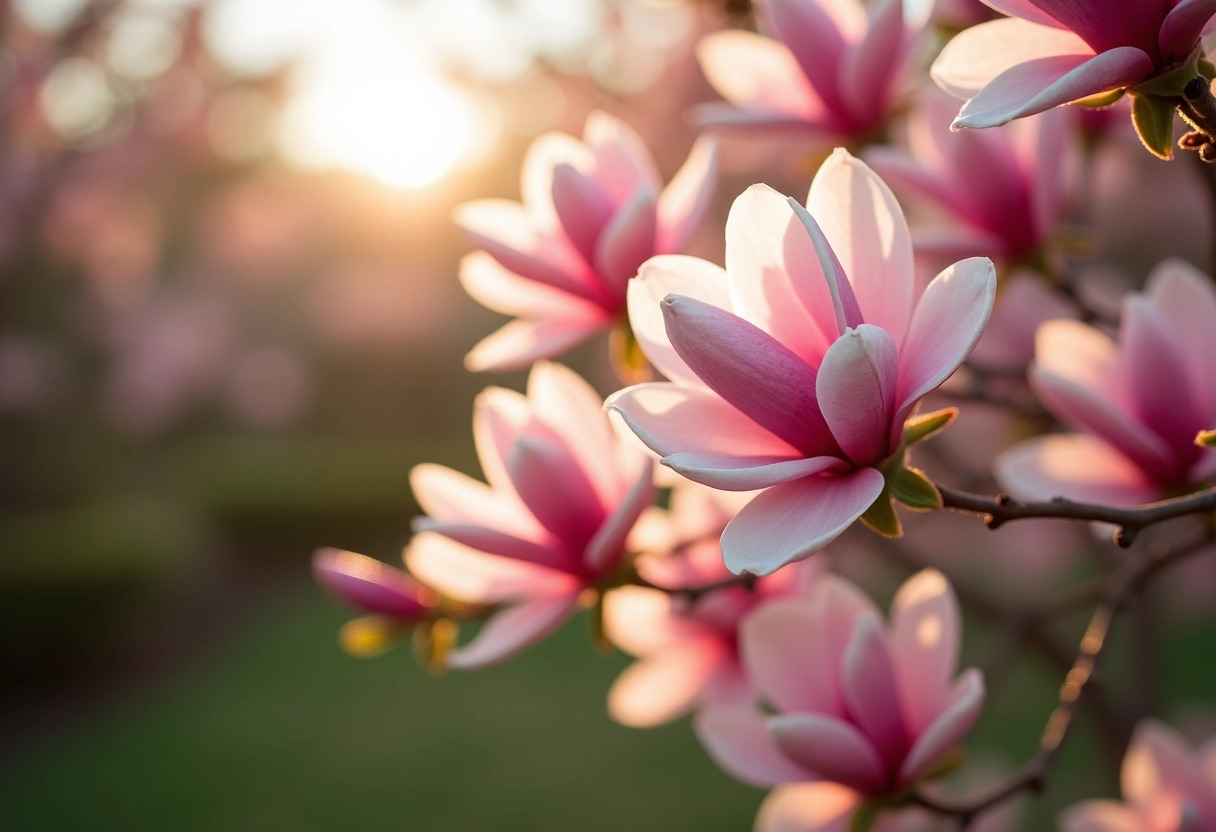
[694,0,925,142]
[756,780,1015,832]
[865,91,1072,266]
[998,259,1216,504]
[607,149,995,576]
[932,0,1216,129]
[454,112,717,372]
[314,547,436,623]
[602,483,820,727]
[405,361,654,668]
[696,570,985,799]
[1060,719,1216,832]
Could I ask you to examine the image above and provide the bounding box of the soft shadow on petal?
[584,111,662,208]
[841,613,909,767]
[721,468,886,575]
[1145,259,1216,425]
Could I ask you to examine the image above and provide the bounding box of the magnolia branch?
[910,534,1214,829]
[937,484,1216,546]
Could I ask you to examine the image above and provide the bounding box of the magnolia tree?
[315,1,1216,829]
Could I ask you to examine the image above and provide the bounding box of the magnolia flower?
[454,111,717,372]
[756,781,1015,832]
[998,259,1216,504]
[932,0,1216,129]
[696,570,985,799]
[1060,720,1216,831]
[865,91,1071,266]
[607,149,996,576]
[313,547,437,656]
[405,361,654,668]
[602,483,820,727]
[695,0,924,141]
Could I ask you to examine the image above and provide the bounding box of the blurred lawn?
[0,588,761,832]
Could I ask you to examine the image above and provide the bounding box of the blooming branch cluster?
[314,1,1216,830]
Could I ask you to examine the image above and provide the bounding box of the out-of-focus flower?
[756,779,1016,831]
[313,547,437,657]
[865,91,1072,267]
[696,570,984,799]
[602,483,819,727]
[454,111,717,372]
[405,362,654,668]
[932,0,1216,130]
[694,0,924,143]
[608,149,995,576]
[998,259,1216,504]
[1060,719,1216,831]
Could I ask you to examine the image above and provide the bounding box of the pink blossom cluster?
[313,0,1216,829]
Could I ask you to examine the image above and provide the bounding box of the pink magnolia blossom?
[607,149,996,576]
[932,0,1216,129]
[865,91,1071,266]
[313,547,437,656]
[314,547,436,622]
[454,112,717,372]
[405,361,655,668]
[695,0,925,141]
[998,259,1216,504]
[756,780,1015,832]
[602,483,820,727]
[695,570,985,799]
[1060,719,1216,832]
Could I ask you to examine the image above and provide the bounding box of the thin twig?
[937,484,1216,547]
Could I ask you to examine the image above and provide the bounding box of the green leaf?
[890,466,942,510]
[1131,92,1177,159]
[1197,429,1216,448]
[901,408,958,447]
[860,490,902,537]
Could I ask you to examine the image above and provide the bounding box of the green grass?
[0,588,759,832]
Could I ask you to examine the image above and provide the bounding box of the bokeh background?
[2,1,1215,830]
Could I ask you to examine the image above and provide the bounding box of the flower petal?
[410,462,543,540]
[952,48,1154,130]
[657,136,719,253]
[725,184,838,364]
[446,593,581,669]
[628,254,732,387]
[996,434,1161,505]
[769,712,889,794]
[808,149,915,343]
[459,251,604,320]
[464,316,609,373]
[1145,258,1216,426]
[897,668,985,786]
[520,130,596,225]
[695,705,813,788]
[787,198,865,336]
[583,453,655,575]
[608,639,729,727]
[721,469,886,576]
[583,111,662,207]
[742,599,843,716]
[594,187,658,296]
[841,613,909,766]
[839,0,908,124]
[552,161,614,263]
[1160,0,1216,61]
[895,257,996,418]
[762,0,850,118]
[755,782,861,832]
[696,31,825,121]
[931,18,1094,100]
[1122,719,1216,819]
[1058,801,1145,832]
[662,294,840,456]
[816,325,900,467]
[313,548,430,619]
[405,532,579,603]
[507,436,607,552]
[890,569,960,735]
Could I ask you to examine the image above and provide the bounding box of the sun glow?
[277,10,487,190]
